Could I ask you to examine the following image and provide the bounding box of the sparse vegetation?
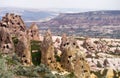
[0,53,79,78]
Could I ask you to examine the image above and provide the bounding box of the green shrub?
[31,40,41,65]
[0,55,14,78]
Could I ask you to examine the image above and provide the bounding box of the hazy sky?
[0,0,120,10]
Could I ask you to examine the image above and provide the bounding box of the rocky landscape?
[0,13,120,78]
[37,10,120,38]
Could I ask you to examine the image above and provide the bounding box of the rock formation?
[106,68,114,78]
[15,31,32,66]
[60,36,90,78]
[1,13,26,35]
[60,33,68,51]
[0,27,14,54]
[40,30,57,69]
[27,23,40,41]
[83,38,97,53]
[95,39,109,53]
[0,13,33,66]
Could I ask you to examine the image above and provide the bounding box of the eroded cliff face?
[60,36,90,78]
[40,30,57,69]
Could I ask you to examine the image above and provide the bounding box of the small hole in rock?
[66,42,69,45]
[3,46,5,49]
[48,58,51,60]
[84,70,87,72]
[73,43,75,45]
[22,55,26,57]
[68,56,72,58]
[24,60,28,63]
[6,45,9,49]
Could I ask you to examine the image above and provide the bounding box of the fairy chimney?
[60,33,68,51]
[15,31,32,66]
[27,23,40,41]
[60,36,90,78]
[40,30,57,69]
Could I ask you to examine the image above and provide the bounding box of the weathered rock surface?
[0,27,14,54]
[15,31,32,66]
[1,13,26,35]
[60,36,90,78]
[40,30,57,69]
[0,13,33,66]
[82,38,97,53]
[27,23,40,41]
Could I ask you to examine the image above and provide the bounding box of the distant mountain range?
[0,7,57,22]
[39,10,120,26]
[38,10,120,38]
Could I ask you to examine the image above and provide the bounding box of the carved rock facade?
[15,31,32,66]
[0,13,32,66]
[40,30,57,69]
[0,27,14,54]
[1,13,26,35]
[60,36,90,78]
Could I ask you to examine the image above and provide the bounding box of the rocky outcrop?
[83,38,110,54]
[0,13,33,66]
[1,13,26,35]
[60,36,90,78]
[27,23,40,41]
[60,33,68,51]
[82,38,97,53]
[15,31,32,66]
[0,27,14,54]
[40,30,57,69]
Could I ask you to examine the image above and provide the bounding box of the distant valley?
[1,8,120,38]
[37,10,120,38]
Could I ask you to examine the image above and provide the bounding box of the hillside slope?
[38,10,120,38]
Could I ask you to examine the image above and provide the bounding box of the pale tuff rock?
[94,39,109,53]
[60,33,68,51]
[83,38,109,53]
[1,13,26,35]
[27,23,40,41]
[106,68,117,78]
[87,58,120,72]
[0,13,33,66]
[60,36,90,78]
[83,38,97,53]
[15,31,32,66]
[90,73,98,78]
[0,27,14,54]
[41,30,57,69]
